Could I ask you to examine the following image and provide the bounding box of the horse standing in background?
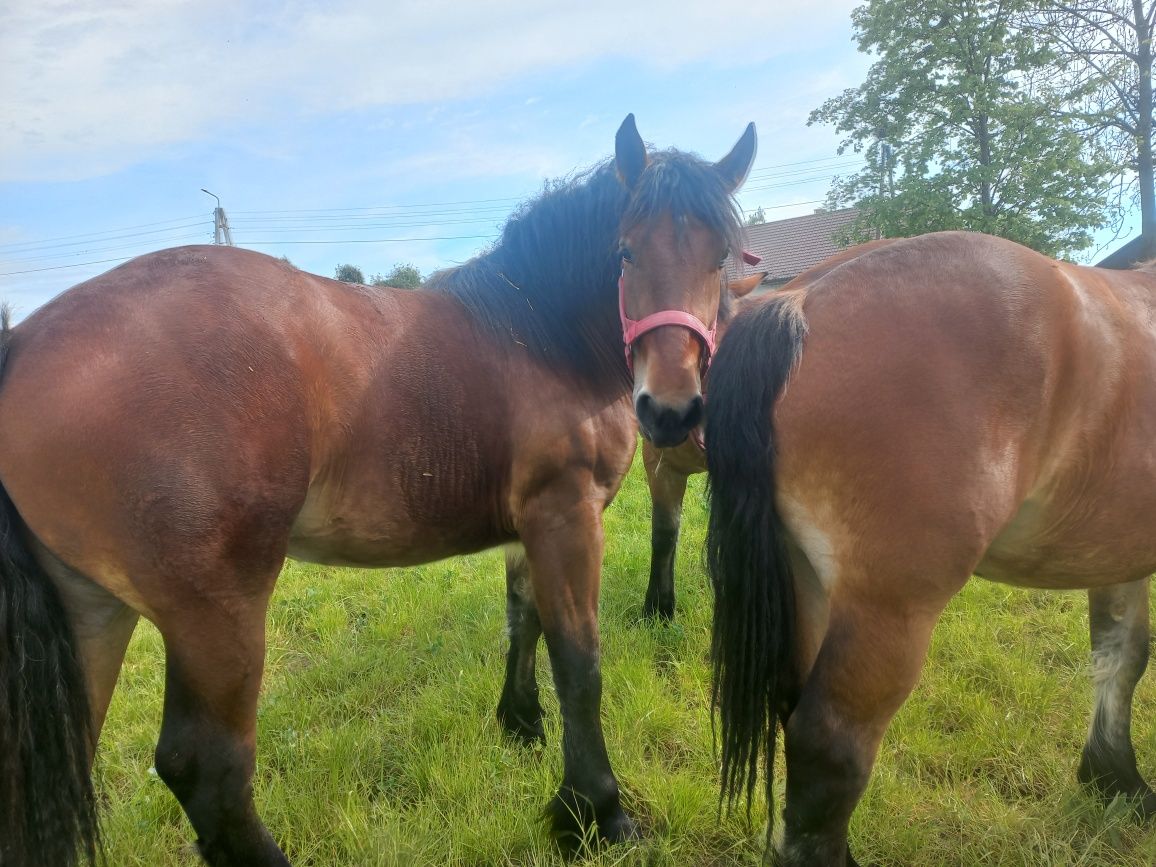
[639,268,765,620]
[0,115,755,866]
[705,231,1156,865]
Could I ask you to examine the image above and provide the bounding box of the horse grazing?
[705,231,1156,865]
[0,114,755,866]
[640,269,765,620]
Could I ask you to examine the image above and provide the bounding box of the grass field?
[94,452,1156,865]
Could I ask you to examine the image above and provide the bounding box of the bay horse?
[0,114,755,866]
[640,269,765,620]
[704,231,1156,865]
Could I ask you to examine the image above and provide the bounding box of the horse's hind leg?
[35,542,142,748]
[781,589,951,867]
[1077,577,1156,814]
[496,546,545,744]
[153,587,288,867]
[641,443,689,621]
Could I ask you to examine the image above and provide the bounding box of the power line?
[228,218,509,233]
[747,154,862,172]
[2,156,855,257]
[748,160,859,180]
[1,151,860,274]
[1,232,213,265]
[0,215,210,252]
[0,256,139,277]
[244,234,499,245]
[744,173,858,193]
[0,221,212,256]
[231,194,531,216]
[741,199,825,212]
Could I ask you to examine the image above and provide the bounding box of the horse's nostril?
[636,392,656,420]
[684,395,704,429]
[635,392,703,448]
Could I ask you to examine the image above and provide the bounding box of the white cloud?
[0,0,859,182]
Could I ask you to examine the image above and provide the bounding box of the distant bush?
[370,263,423,289]
[335,264,365,284]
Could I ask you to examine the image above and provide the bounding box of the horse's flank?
[774,231,1156,592]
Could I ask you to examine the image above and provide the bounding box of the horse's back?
[769,231,1156,590]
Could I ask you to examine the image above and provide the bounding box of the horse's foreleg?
[1077,577,1156,814]
[496,545,545,744]
[154,588,289,867]
[641,443,689,621]
[519,498,639,852]
[780,592,947,867]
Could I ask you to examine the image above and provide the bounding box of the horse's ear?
[615,114,648,189]
[715,122,757,192]
[728,270,768,298]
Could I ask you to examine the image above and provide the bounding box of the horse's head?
[615,114,756,448]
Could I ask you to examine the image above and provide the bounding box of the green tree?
[370,263,423,289]
[335,264,365,284]
[745,206,767,225]
[1030,0,1156,257]
[810,0,1110,257]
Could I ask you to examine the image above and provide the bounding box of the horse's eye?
[619,247,634,264]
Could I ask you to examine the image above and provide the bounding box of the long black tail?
[705,294,807,824]
[0,310,100,866]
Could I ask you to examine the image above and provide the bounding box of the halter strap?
[618,272,717,374]
[617,251,761,374]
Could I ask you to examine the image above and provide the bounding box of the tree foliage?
[745,206,767,225]
[334,264,366,284]
[810,0,1111,256]
[1030,0,1156,256]
[370,263,423,289]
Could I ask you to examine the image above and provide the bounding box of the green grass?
[95,454,1156,865]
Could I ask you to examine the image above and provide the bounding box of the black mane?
[424,149,744,387]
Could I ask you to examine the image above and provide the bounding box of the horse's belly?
[977,489,1156,588]
[286,478,509,569]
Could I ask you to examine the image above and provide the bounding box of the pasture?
[94,453,1156,865]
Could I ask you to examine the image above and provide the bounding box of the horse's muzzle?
[635,392,704,448]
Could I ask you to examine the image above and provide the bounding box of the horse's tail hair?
[0,304,101,866]
[705,293,806,827]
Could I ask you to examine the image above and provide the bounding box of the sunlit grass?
[95,454,1156,865]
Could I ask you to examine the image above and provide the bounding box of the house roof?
[1097,236,1147,270]
[726,207,859,285]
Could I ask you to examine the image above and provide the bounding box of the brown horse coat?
[0,114,757,867]
[705,231,1156,865]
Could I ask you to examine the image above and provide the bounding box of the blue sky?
[0,1,1132,318]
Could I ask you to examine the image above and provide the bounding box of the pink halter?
[618,271,718,375]
[618,251,762,375]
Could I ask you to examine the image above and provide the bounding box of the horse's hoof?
[1076,752,1156,819]
[548,809,640,857]
[504,721,545,747]
[496,703,545,747]
[641,594,675,622]
[598,809,641,844]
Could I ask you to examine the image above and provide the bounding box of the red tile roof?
[727,208,859,287]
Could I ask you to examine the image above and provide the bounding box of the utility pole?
[201,188,234,246]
